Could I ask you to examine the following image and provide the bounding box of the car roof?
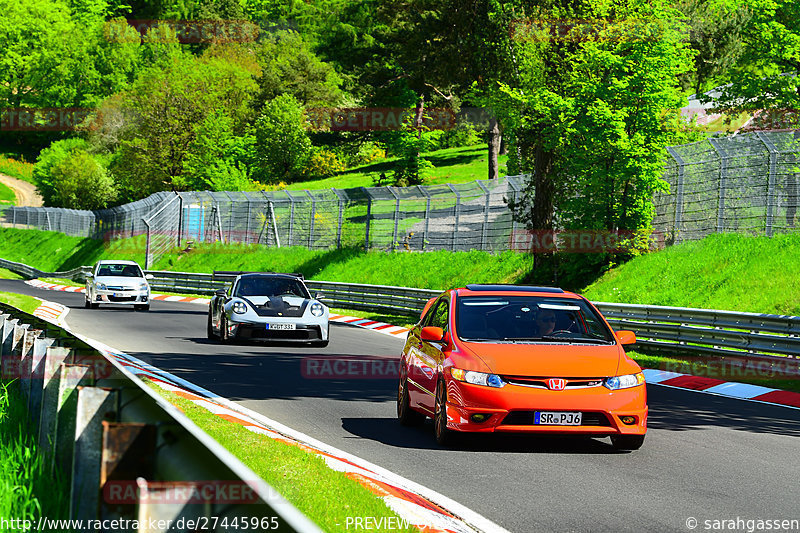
[237,273,304,280]
[455,284,581,298]
[97,260,140,266]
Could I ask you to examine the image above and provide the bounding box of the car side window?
[424,298,450,331]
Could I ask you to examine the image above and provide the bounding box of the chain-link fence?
[653,130,800,243]
[2,131,799,266]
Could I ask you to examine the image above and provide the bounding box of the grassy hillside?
[0,227,533,289]
[582,232,800,315]
[285,145,508,190]
[0,181,15,204]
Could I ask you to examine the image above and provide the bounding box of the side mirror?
[314,291,326,300]
[145,274,154,280]
[86,273,93,279]
[420,326,445,342]
[616,330,636,345]
[215,289,227,298]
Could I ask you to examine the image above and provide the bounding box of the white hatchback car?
[85,260,153,311]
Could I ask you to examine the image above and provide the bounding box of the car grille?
[500,411,612,426]
[503,376,604,389]
[108,296,137,302]
[106,286,136,291]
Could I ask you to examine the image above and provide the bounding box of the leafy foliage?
[253,94,313,182]
[49,149,117,209]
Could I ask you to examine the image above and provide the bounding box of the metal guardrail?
[0,303,321,532]
[2,257,799,360]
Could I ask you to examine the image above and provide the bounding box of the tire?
[207,311,218,339]
[309,339,329,348]
[434,379,457,446]
[397,378,424,426]
[611,434,645,451]
[220,315,232,343]
[134,304,150,312]
[84,298,91,309]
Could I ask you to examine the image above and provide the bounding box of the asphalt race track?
[4,279,800,533]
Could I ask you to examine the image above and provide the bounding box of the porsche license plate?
[266,323,296,330]
[534,411,582,425]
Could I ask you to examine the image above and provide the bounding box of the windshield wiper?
[540,335,613,344]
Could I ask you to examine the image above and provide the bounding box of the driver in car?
[535,310,557,336]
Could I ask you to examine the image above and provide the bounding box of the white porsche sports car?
[207,272,330,347]
[85,260,153,311]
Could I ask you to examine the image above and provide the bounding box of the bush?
[49,150,117,209]
[33,138,92,206]
[302,149,346,179]
[253,94,312,182]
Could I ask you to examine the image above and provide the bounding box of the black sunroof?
[465,284,564,293]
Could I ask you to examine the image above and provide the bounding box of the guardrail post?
[71,387,118,521]
[55,363,94,475]
[1,322,27,380]
[38,347,72,454]
[27,335,55,426]
[19,328,42,401]
[100,422,158,521]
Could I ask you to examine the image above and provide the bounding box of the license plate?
[534,411,582,425]
[266,323,296,330]
[113,292,124,297]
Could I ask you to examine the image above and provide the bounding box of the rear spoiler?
[212,271,305,280]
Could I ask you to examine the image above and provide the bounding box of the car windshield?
[97,264,143,278]
[455,295,614,343]
[234,277,309,298]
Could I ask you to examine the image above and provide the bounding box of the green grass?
[582,232,800,315]
[0,381,69,524]
[0,155,35,183]
[0,268,23,280]
[145,379,416,533]
[0,292,41,314]
[0,180,15,204]
[285,145,508,190]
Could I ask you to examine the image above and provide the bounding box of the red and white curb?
[32,299,69,328]
[642,369,800,409]
[25,279,409,339]
[28,298,506,533]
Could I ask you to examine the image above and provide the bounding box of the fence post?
[305,190,316,248]
[666,147,685,243]
[507,177,522,251]
[142,217,151,269]
[447,184,461,251]
[477,181,491,251]
[418,185,430,251]
[176,193,183,248]
[389,187,400,251]
[756,132,778,237]
[332,189,346,248]
[287,192,295,246]
[243,191,253,245]
[362,187,372,251]
[708,138,727,233]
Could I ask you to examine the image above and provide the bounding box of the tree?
[49,150,117,209]
[254,30,344,109]
[97,51,258,201]
[479,0,696,244]
[33,137,93,206]
[253,94,312,182]
[711,0,800,121]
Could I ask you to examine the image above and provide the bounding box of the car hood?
[94,276,146,287]
[460,341,622,378]
[242,296,307,306]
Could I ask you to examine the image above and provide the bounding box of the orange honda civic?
[397,284,647,450]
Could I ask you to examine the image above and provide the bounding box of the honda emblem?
[548,378,566,391]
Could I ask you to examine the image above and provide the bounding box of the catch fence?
[2,131,799,265]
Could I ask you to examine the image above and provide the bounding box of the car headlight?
[139,282,148,290]
[450,368,505,388]
[96,283,107,291]
[232,301,248,314]
[604,372,645,390]
[310,303,324,317]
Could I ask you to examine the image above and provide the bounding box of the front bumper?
[94,290,149,305]
[227,316,329,342]
[443,379,647,436]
